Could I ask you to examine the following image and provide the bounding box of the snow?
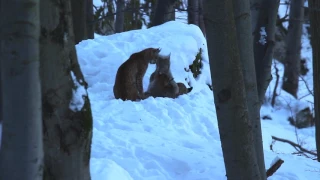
[259,27,267,45]
[69,71,87,112]
[0,3,318,179]
[74,21,320,180]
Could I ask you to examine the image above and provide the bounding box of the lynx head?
[156,53,171,74]
[144,48,161,64]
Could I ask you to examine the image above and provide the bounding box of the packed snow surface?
[75,21,320,180]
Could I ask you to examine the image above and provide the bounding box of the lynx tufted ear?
[156,48,161,54]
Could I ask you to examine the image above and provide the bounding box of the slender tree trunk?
[282,0,304,98]
[40,0,93,179]
[87,0,94,39]
[188,0,199,25]
[188,0,206,36]
[115,0,125,33]
[308,0,320,161]
[232,0,266,179]
[71,0,87,44]
[151,0,177,27]
[0,0,43,179]
[203,0,261,179]
[198,0,206,37]
[252,0,280,105]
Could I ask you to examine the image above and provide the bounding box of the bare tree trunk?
[188,0,199,25]
[71,0,87,44]
[0,0,43,179]
[203,0,261,179]
[282,0,304,98]
[250,0,263,33]
[87,0,94,39]
[188,0,206,36]
[308,0,320,161]
[151,0,177,27]
[40,0,93,179]
[198,0,206,36]
[252,0,279,105]
[232,0,266,179]
[115,0,125,33]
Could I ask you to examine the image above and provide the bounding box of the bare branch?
[299,75,314,96]
[271,136,318,157]
[266,158,284,178]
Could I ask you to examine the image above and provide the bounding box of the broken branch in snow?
[271,136,317,156]
[266,158,284,178]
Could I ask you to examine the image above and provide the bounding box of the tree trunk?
[188,0,199,25]
[71,0,87,44]
[250,0,263,34]
[40,0,93,179]
[203,0,261,179]
[308,0,320,161]
[86,0,94,39]
[198,0,206,37]
[252,0,279,105]
[232,0,266,179]
[0,0,43,179]
[282,0,304,98]
[151,0,177,27]
[115,0,125,33]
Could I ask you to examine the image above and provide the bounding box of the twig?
[271,136,317,156]
[266,158,284,178]
[299,75,314,96]
[271,60,280,107]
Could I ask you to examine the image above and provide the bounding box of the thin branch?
[271,60,280,107]
[299,75,314,96]
[266,158,284,178]
[271,136,317,156]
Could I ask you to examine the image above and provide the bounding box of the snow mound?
[76,21,320,180]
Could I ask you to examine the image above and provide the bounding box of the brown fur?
[177,83,193,95]
[146,74,192,98]
[113,48,160,101]
[146,54,192,98]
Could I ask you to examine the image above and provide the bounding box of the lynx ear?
[156,48,161,53]
[164,53,171,59]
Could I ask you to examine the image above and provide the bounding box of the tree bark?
[40,0,93,179]
[203,0,261,179]
[250,0,263,34]
[0,0,43,179]
[308,0,320,161]
[282,0,304,98]
[232,0,266,179]
[252,0,279,105]
[115,0,125,33]
[198,0,206,37]
[87,0,94,39]
[151,0,177,27]
[188,0,206,36]
[71,0,87,44]
[188,0,199,25]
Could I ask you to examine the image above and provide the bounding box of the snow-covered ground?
[76,21,320,180]
[0,2,318,179]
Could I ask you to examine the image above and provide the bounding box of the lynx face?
[144,48,161,64]
[156,54,170,74]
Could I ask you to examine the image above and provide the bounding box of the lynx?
[113,48,161,101]
[146,73,192,98]
[146,54,190,98]
[177,83,193,95]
